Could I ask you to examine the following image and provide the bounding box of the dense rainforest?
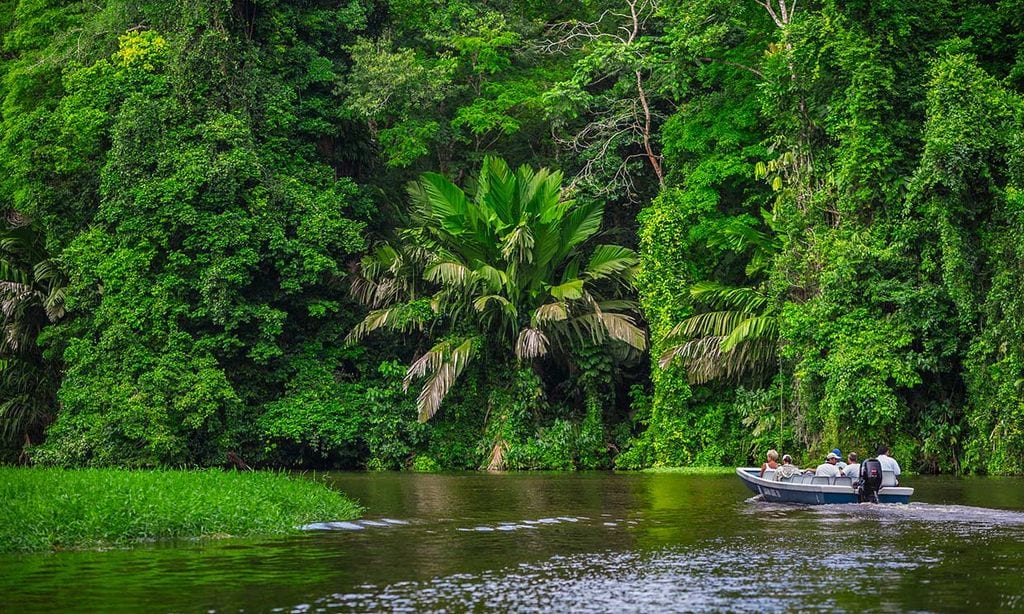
[0,0,1021,473]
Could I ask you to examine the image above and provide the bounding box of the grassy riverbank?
[640,466,736,475]
[0,468,361,553]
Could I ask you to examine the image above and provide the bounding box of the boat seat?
[833,477,853,487]
[810,476,831,485]
[797,474,813,484]
[763,469,776,481]
[881,470,898,487]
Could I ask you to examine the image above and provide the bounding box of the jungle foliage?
[0,0,1021,473]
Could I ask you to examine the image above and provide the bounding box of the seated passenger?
[760,449,779,477]
[843,452,860,481]
[876,445,901,477]
[813,452,842,477]
[773,454,805,480]
[831,448,847,471]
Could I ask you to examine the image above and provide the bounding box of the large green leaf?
[556,199,603,262]
[585,245,638,281]
[415,173,472,235]
[549,279,584,300]
[480,156,516,227]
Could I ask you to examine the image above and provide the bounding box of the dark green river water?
[3,472,1024,612]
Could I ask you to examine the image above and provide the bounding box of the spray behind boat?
[857,458,884,503]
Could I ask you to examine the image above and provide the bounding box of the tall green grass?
[0,468,361,553]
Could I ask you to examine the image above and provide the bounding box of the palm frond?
[594,311,647,351]
[549,279,584,300]
[424,260,470,287]
[584,245,638,281]
[345,303,433,345]
[479,156,516,225]
[515,327,549,360]
[703,217,782,277]
[656,268,780,384]
[532,224,561,275]
[472,294,513,313]
[514,164,542,217]
[412,173,473,233]
[500,223,535,264]
[473,265,508,293]
[675,309,751,339]
[690,281,769,312]
[720,314,779,353]
[572,311,647,351]
[536,171,567,224]
[659,335,721,371]
[41,286,65,321]
[350,243,420,308]
[555,200,603,262]
[593,299,640,311]
[533,302,568,323]
[405,337,479,422]
[350,274,401,309]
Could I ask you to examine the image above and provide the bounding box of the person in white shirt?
[813,452,843,477]
[843,452,860,480]
[876,445,901,476]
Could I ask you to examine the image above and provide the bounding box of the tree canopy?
[0,0,1022,474]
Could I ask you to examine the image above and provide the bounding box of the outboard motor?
[857,458,884,503]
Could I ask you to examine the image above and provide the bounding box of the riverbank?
[640,466,735,475]
[0,467,361,553]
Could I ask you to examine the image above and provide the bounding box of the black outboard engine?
[857,458,883,503]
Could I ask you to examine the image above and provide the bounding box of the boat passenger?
[831,448,847,471]
[813,452,842,477]
[843,452,860,480]
[773,454,804,480]
[876,445,901,481]
[760,449,779,477]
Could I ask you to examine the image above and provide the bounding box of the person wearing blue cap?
[831,448,847,471]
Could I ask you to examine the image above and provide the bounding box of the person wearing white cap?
[813,451,843,477]
[773,454,805,480]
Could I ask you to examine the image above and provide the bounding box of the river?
[3,472,1024,612]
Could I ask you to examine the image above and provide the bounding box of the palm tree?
[0,217,66,454]
[348,156,646,421]
[658,281,778,384]
[658,219,780,385]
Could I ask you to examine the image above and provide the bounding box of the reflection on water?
[2,473,1023,612]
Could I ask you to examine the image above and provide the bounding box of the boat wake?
[742,499,1024,530]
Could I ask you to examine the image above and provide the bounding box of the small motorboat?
[736,466,913,504]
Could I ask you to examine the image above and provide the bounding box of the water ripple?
[307,540,943,613]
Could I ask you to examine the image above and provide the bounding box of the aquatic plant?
[0,468,361,553]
